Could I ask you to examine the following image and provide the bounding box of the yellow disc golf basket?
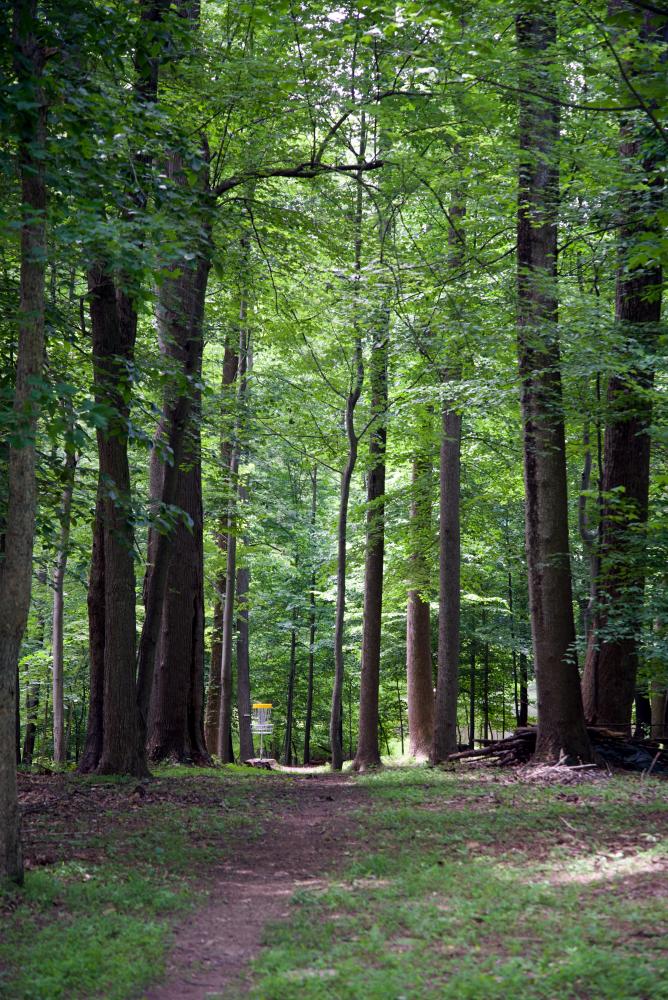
[251,703,273,758]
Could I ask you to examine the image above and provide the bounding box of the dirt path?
[143,773,367,1000]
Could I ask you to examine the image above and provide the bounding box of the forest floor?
[1,763,667,999]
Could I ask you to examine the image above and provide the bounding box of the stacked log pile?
[448,727,668,774]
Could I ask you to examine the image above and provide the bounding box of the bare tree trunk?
[396,677,405,755]
[634,690,651,739]
[204,341,238,753]
[81,1,165,777]
[52,451,76,764]
[431,404,462,761]
[483,640,490,740]
[330,401,359,771]
[519,652,529,728]
[303,467,317,764]
[431,187,465,764]
[516,7,591,763]
[580,3,666,734]
[0,0,47,883]
[468,641,476,748]
[140,150,212,763]
[79,493,105,773]
[406,413,434,760]
[330,138,366,771]
[283,613,298,765]
[354,318,388,771]
[508,569,520,727]
[22,682,39,768]
[236,559,253,761]
[650,683,666,741]
[88,268,147,777]
[218,323,249,762]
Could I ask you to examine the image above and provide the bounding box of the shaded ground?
[2,764,668,999]
[143,773,368,999]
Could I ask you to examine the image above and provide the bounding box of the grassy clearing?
[0,765,271,1000]
[243,767,668,1000]
[3,764,667,1000]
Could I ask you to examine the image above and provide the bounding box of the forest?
[0,0,667,997]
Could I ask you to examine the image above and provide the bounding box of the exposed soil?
[16,769,370,999]
[143,772,368,1000]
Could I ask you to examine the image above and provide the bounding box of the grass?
[2,763,667,999]
[0,765,271,1000]
[240,767,668,1000]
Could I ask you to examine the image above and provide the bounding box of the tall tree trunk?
[330,137,366,771]
[236,559,253,761]
[303,467,317,764]
[0,0,47,883]
[354,316,388,771]
[516,7,592,763]
[330,393,360,771]
[581,10,665,732]
[52,451,76,764]
[519,652,529,728]
[431,188,465,764]
[509,570,520,727]
[483,640,490,740]
[79,492,105,773]
[283,613,298,765]
[406,413,434,760]
[147,452,208,763]
[217,322,249,762]
[88,267,147,777]
[141,150,212,763]
[22,682,39,768]
[204,341,238,753]
[650,683,666,741]
[468,641,476,748]
[81,0,165,776]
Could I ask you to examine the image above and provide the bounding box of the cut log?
[446,726,668,774]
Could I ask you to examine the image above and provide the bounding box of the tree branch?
[214,159,384,199]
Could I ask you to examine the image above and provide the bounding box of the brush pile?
[448,726,668,774]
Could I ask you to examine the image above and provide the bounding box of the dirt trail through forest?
[143,772,367,1000]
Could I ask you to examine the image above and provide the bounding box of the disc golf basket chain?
[251,703,273,758]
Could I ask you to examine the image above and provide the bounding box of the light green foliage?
[2,0,666,764]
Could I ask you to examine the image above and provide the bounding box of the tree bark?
[204,340,238,753]
[431,404,463,761]
[431,187,465,764]
[88,267,147,777]
[519,652,529,728]
[236,560,254,761]
[650,683,666,741]
[330,139,366,771]
[406,415,434,760]
[81,0,166,776]
[146,449,208,763]
[141,150,212,763]
[468,641,476,748]
[303,467,318,764]
[22,682,39,768]
[516,7,592,763]
[581,10,665,731]
[330,393,360,771]
[217,322,249,762]
[283,613,298,765]
[353,317,388,771]
[52,451,76,764]
[79,492,105,773]
[0,0,47,883]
